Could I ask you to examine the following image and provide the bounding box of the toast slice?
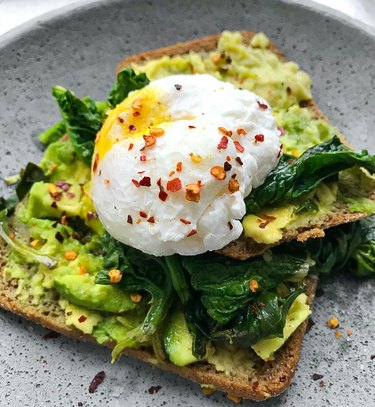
[118,31,374,260]
[0,31,368,402]
[0,240,317,401]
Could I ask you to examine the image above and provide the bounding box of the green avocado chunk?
[27,181,82,219]
[163,311,198,366]
[54,274,136,313]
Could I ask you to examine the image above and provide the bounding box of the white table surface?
[0,0,374,37]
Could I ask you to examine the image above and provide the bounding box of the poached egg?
[91,74,281,256]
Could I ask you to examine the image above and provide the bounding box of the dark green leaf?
[246,136,375,213]
[16,162,47,201]
[107,68,150,107]
[52,86,105,165]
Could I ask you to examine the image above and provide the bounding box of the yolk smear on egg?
[95,87,171,160]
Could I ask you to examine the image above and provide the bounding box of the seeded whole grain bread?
[0,240,317,401]
[0,31,369,402]
[118,31,374,261]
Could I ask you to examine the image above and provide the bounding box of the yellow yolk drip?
[94,87,171,160]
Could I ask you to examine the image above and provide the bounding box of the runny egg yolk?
[95,87,171,160]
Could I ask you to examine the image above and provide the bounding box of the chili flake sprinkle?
[180,218,191,225]
[140,155,147,162]
[150,127,164,137]
[157,178,168,202]
[217,136,229,149]
[128,143,134,151]
[127,215,133,224]
[237,128,247,136]
[130,293,142,303]
[228,221,233,230]
[254,134,265,143]
[147,216,155,223]
[89,371,106,394]
[129,124,136,131]
[139,176,151,187]
[187,229,197,237]
[78,315,87,323]
[139,211,147,218]
[167,178,182,192]
[210,166,226,180]
[93,153,99,173]
[188,125,196,129]
[234,141,244,153]
[143,135,156,147]
[132,179,140,187]
[176,162,182,172]
[257,101,268,110]
[109,269,122,283]
[228,179,240,193]
[117,116,124,123]
[235,157,243,166]
[185,183,201,202]
[218,127,232,137]
[104,179,110,185]
[249,279,259,293]
[223,161,232,171]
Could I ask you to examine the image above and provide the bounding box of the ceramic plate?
[0,0,374,406]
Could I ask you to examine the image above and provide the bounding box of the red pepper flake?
[237,128,247,136]
[250,305,259,315]
[277,144,284,158]
[140,155,147,162]
[257,214,276,229]
[104,179,110,185]
[133,111,140,117]
[278,127,285,136]
[139,176,151,187]
[180,218,191,225]
[254,134,265,143]
[257,101,268,110]
[136,219,141,224]
[92,153,99,173]
[66,311,72,316]
[89,371,106,394]
[188,125,196,129]
[224,161,232,171]
[128,124,136,131]
[51,201,58,209]
[78,315,87,323]
[143,135,156,147]
[210,166,226,180]
[167,178,182,192]
[127,215,133,224]
[226,155,231,161]
[147,216,155,223]
[117,116,124,123]
[176,162,182,172]
[148,385,162,395]
[218,127,232,137]
[234,141,244,153]
[228,179,240,193]
[138,171,145,174]
[187,229,197,237]
[139,211,147,218]
[286,86,292,94]
[258,302,265,308]
[157,178,168,202]
[128,143,134,151]
[228,221,233,230]
[217,136,229,150]
[87,211,98,221]
[55,180,71,191]
[235,157,243,166]
[185,183,201,203]
[132,179,140,187]
[169,170,175,177]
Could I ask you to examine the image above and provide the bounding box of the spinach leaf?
[52,86,105,165]
[95,234,174,359]
[0,162,46,214]
[107,67,150,107]
[213,289,302,346]
[246,136,375,213]
[350,217,375,276]
[181,253,309,326]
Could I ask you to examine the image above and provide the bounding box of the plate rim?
[0,0,374,52]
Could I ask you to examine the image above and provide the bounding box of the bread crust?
[117,31,374,260]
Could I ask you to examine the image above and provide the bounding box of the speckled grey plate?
[0,0,374,406]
